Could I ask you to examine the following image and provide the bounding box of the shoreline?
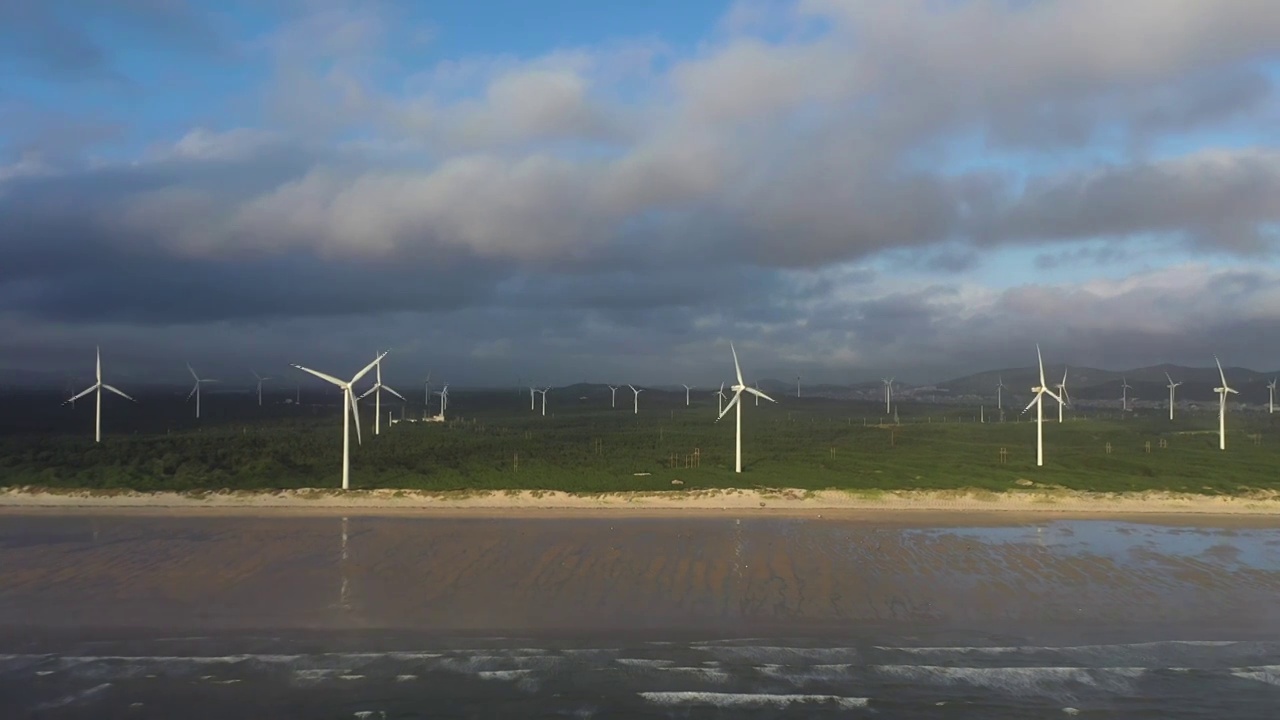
[2,486,1280,518]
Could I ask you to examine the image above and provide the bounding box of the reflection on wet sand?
[0,515,1277,643]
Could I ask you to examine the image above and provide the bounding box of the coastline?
[2,486,1280,517]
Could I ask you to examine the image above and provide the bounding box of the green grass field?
[1,387,1278,495]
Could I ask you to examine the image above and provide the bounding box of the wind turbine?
[529,385,537,411]
[1269,379,1277,415]
[882,377,894,415]
[1166,373,1182,420]
[1121,377,1133,412]
[629,384,643,414]
[1055,368,1070,423]
[1214,356,1237,451]
[1021,345,1063,467]
[251,369,271,407]
[423,372,432,407]
[608,385,619,408]
[717,343,775,473]
[536,387,548,416]
[358,354,404,435]
[715,382,726,415]
[65,347,135,443]
[434,384,450,417]
[996,375,1006,416]
[186,363,217,419]
[682,384,692,406]
[796,375,801,398]
[291,352,385,490]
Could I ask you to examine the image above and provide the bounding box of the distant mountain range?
[5,365,1279,404]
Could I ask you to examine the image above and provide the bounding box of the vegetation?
[1,387,1278,495]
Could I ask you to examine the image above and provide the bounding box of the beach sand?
[3,486,1280,516]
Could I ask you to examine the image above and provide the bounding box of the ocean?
[1,513,1277,717]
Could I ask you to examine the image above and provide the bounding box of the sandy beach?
[4,485,1280,516]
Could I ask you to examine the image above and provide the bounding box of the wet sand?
[2,514,1278,646]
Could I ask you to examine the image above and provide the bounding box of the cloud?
[3,0,1280,383]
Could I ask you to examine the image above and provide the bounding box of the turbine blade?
[292,365,346,387]
[102,384,136,402]
[1165,372,1173,384]
[745,386,776,403]
[384,386,406,401]
[349,390,363,445]
[1036,344,1046,386]
[730,342,744,386]
[1215,356,1228,386]
[717,391,741,421]
[352,351,388,385]
[66,384,98,404]
[187,382,199,401]
[187,363,199,381]
[1043,388,1062,404]
[358,385,377,400]
[1023,395,1039,413]
[1227,387,1239,395]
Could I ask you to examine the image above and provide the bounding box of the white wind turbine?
[717,343,775,473]
[796,375,801,398]
[423,372,432,407]
[251,369,271,407]
[358,354,405,435]
[187,363,217,419]
[608,385,619,408]
[715,382,726,415]
[996,375,1006,416]
[1121,377,1133,412]
[434,384,450,417]
[536,387,548,416]
[1166,373,1182,420]
[65,347,136,443]
[882,377,894,415]
[1021,344,1063,467]
[1268,378,1276,414]
[1055,367,1071,423]
[682,384,692,406]
[1213,356,1237,451]
[292,352,385,490]
[629,384,643,414]
[529,385,537,411]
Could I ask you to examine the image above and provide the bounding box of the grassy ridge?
[1,388,1278,494]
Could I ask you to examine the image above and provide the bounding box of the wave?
[639,692,869,709]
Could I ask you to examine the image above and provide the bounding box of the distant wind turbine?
[529,385,537,411]
[536,387,548,416]
[1269,378,1277,415]
[251,369,271,407]
[1055,368,1070,423]
[434,384,450,417]
[608,385,619,408]
[1166,373,1182,420]
[65,347,136,443]
[1214,356,1237,451]
[996,375,1006,415]
[717,343,775,473]
[1121,377,1133,412]
[716,382,726,415]
[291,352,385,490]
[1021,345,1063,467]
[423,372,432,407]
[358,353,404,435]
[629,384,643,414]
[796,375,801,398]
[682,384,692,406]
[882,377,894,415]
[186,363,217,419]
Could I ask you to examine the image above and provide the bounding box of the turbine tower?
[608,385,618,408]
[1121,377,1133,412]
[629,384,643,414]
[65,347,136,443]
[1021,345,1063,467]
[358,353,405,435]
[423,372,432,407]
[796,375,801,398]
[682,384,692,406]
[1269,378,1277,415]
[251,370,272,407]
[1165,372,1182,420]
[1055,368,1070,423]
[996,375,1006,416]
[186,363,217,419]
[291,352,385,490]
[529,385,537,411]
[882,377,894,415]
[1213,356,1237,451]
[536,387,548,416]
[717,343,776,473]
[434,384,450,417]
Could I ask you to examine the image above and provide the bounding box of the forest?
[1,384,1278,495]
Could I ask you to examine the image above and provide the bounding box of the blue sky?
[2,0,1280,386]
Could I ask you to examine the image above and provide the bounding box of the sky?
[3,0,1280,388]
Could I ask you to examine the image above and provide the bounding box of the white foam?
[615,658,675,668]
[757,663,854,684]
[640,692,869,709]
[395,674,417,682]
[477,669,535,681]
[873,665,1145,697]
[35,682,112,710]
[1231,665,1280,687]
[654,666,733,684]
[879,640,1238,654]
